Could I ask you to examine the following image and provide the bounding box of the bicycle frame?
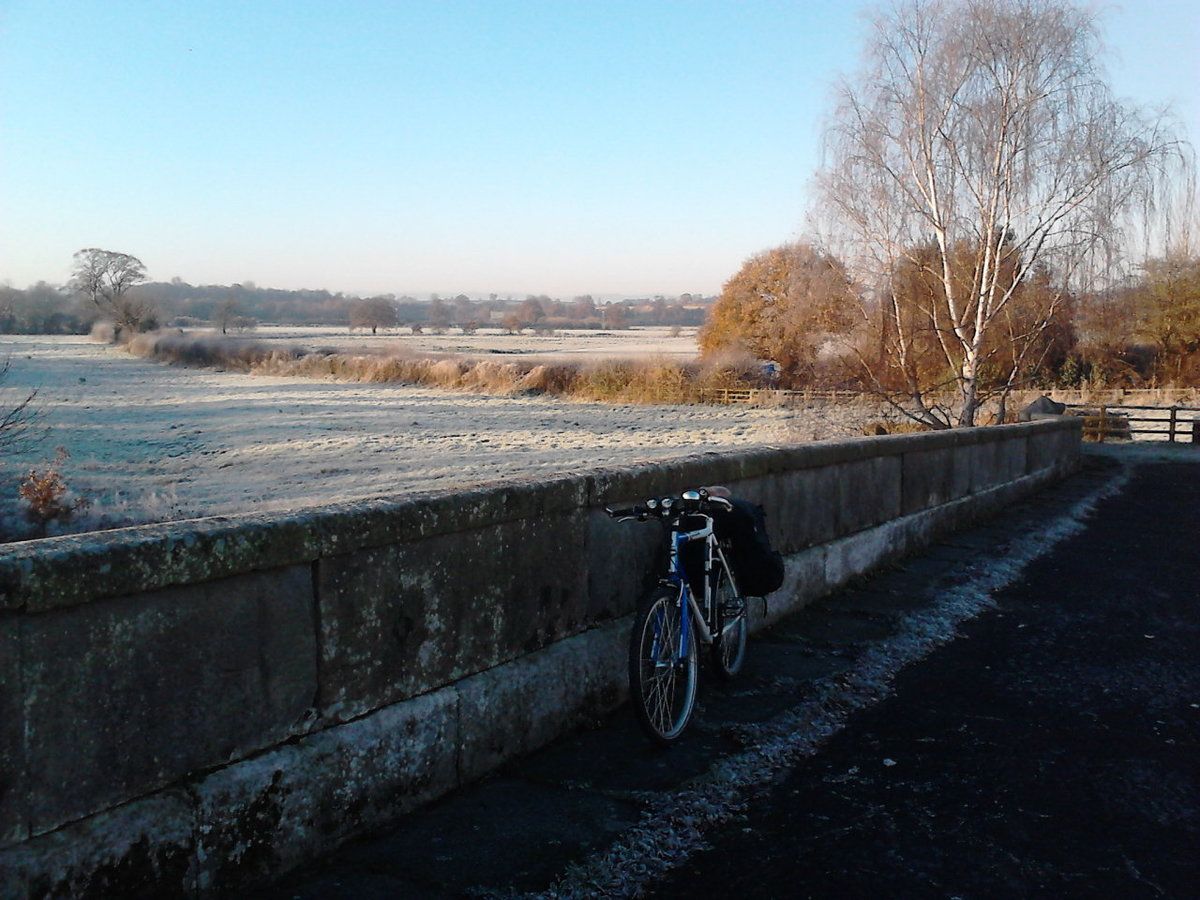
[664,514,742,650]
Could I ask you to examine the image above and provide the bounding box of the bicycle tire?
[711,564,747,679]
[628,585,699,744]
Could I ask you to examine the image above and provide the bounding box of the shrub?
[861,420,932,435]
[18,447,89,536]
[519,364,578,395]
[89,320,118,344]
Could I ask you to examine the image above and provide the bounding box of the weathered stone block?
[753,545,828,630]
[901,446,956,515]
[0,513,321,614]
[835,456,902,536]
[312,476,589,557]
[1055,422,1083,469]
[999,434,1028,481]
[317,511,588,722]
[758,466,839,552]
[1025,430,1051,474]
[951,435,976,497]
[193,688,458,892]
[456,619,626,784]
[0,791,195,898]
[22,566,316,834]
[968,437,1004,494]
[824,523,904,589]
[1025,420,1077,473]
[0,617,25,847]
[586,510,663,622]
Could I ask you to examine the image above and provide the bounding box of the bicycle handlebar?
[604,489,733,522]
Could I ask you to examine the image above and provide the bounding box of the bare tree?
[71,248,153,335]
[428,296,451,331]
[349,297,399,334]
[215,297,240,334]
[0,358,41,453]
[819,0,1186,425]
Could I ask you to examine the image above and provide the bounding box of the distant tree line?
[1,259,713,336]
[0,282,91,334]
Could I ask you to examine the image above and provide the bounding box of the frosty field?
[0,334,884,540]
[238,324,703,360]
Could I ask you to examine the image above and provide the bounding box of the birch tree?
[819,0,1185,425]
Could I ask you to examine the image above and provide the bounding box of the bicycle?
[605,488,749,743]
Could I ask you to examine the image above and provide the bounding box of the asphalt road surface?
[654,456,1199,897]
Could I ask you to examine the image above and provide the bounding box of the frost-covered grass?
[0,336,889,541]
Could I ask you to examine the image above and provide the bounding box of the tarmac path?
[265,448,1199,898]
[652,453,1200,898]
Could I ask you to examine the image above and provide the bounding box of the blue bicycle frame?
[663,514,739,657]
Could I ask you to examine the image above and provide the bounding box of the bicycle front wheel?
[712,565,747,679]
[628,586,699,744]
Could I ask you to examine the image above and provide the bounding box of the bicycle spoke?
[651,670,669,731]
[653,680,667,732]
[629,587,698,743]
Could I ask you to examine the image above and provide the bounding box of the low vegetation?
[18,447,89,537]
[118,329,768,404]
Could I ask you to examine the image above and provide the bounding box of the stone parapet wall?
[0,418,1081,895]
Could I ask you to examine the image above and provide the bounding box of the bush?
[518,364,578,394]
[861,420,932,435]
[89,320,118,344]
[18,447,89,536]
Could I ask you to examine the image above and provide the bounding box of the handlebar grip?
[605,506,643,519]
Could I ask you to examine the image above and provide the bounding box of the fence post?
[1098,405,1107,443]
[1169,405,1178,443]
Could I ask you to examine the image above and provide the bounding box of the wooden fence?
[1020,387,1200,406]
[697,388,865,405]
[1065,404,1200,443]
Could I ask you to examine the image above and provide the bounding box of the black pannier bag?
[714,498,785,597]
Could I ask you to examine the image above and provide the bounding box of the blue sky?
[1,0,1196,297]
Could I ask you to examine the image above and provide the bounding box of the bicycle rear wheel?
[712,564,747,679]
[628,586,699,744]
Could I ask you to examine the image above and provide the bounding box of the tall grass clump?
[518,363,579,395]
[572,357,698,404]
[461,360,527,393]
[89,321,118,344]
[125,331,305,372]
[113,330,776,406]
[693,350,762,393]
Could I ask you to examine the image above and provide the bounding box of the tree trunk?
[959,353,980,427]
